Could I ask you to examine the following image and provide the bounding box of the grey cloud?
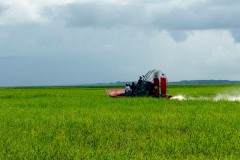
[154,2,240,30]
[230,29,240,42]
[168,31,188,42]
[206,0,240,6]
[55,3,151,28]
[51,1,240,42]
[59,1,240,30]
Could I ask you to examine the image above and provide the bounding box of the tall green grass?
[0,85,240,159]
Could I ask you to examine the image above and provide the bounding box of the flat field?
[0,85,240,159]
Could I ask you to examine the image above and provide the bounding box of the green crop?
[0,85,240,159]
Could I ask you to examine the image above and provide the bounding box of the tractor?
[106,69,171,99]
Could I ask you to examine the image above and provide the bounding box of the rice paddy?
[0,85,240,159]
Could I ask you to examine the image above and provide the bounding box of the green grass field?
[0,85,240,159]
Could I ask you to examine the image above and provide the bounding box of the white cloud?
[206,45,240,69]
[0,1,44,25]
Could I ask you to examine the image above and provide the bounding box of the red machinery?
[160,74,167,96]
[106,69,171,98]
[154,77,160,97]
[153,73,168,97]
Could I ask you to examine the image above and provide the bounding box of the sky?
[0,0,240,86]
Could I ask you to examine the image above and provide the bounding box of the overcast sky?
[1,0,240,86]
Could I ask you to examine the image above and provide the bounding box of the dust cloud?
[213,94,240,101]
[171,94,240,102]
[171,95,186,101]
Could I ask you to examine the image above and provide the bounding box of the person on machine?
[137,76,143,86]
[130,82,136,95]
[137,76,144,94]
[125,83,132,94]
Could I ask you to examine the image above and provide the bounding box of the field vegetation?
[0,85,240,159]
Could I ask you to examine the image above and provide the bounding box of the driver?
[137,76,143,86]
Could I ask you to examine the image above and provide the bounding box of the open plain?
[0,85,240,159]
